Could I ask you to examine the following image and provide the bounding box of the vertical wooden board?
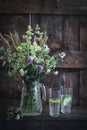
[79,70,87,107]
[80,16,87,107]
[32,14,63,50]
[80,16,87,50]
[80,71,87,92]
[0,14,29,38]
[80,15,87,107]
[62,16,80,51]
[62,16,80,107]
[71,72,79,107]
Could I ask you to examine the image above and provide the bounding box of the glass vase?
[20,80,46,116]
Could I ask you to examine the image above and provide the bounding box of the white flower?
[45,44,50,52]
[47,69,51,73]
[59,52,66,59]
[53,71,58,75]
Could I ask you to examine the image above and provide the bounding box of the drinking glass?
[61,87,72,114]
[48,88,61,117]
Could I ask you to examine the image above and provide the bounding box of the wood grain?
[79,16,87,107]
[0,0,87,14]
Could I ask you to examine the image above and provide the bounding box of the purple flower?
[37,65,44,71]
[27,57,33,65]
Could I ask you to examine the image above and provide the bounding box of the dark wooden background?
[0,0,87,119]
[0,0,87,14]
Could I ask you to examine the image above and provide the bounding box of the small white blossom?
[47,69,51,73]
[53,71,59,75]
[45,44,50,52]
[59,52,66,59]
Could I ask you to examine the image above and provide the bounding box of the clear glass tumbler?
[60,87,72,114]
[48,88,61,117]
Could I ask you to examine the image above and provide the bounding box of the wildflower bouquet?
[0,25,65,82]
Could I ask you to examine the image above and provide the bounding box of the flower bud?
[37,65,44,71]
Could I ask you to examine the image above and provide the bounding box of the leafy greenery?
[0,24,65,82]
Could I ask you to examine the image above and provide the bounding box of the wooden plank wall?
[0,0,87,14]
[0,14,87,113]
